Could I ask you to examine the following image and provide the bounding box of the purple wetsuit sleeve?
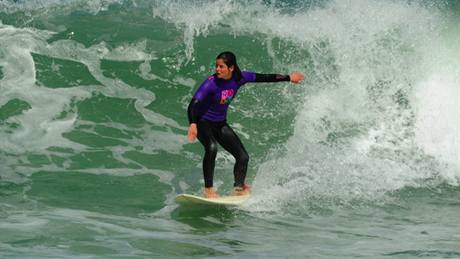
[241,71,257,83]
[193,77,215,101]
[188,77,215,123]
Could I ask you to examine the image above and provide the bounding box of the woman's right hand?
[188,123,198,143]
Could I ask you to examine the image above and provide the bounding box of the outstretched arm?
[253,72,304,84]
[254,73,290,82]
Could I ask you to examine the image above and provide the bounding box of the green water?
[1,0,460,258]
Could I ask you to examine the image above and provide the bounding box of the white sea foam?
[0,0,125,15]
[414,72,460,184]
[152,0,236,62]
[230,0,457,212]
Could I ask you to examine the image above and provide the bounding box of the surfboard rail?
[175,193,250,206]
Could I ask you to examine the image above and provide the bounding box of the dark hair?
[216,51,242,82]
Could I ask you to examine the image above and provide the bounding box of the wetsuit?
[188,71,290,188]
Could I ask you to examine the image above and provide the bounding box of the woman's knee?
[206,142,218,158]
[238,152,249,165]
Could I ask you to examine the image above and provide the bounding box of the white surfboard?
[175,193,250,206]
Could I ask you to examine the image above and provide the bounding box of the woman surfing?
[187,51,304,198]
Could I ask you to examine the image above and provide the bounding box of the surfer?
[187,51,304,198]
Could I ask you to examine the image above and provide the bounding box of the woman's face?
[215,58,234,80]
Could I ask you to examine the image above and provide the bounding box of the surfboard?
[175,193,250,206]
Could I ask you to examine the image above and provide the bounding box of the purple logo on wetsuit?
[220,89,235,104]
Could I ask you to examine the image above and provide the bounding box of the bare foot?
[233,184,251,196]
[204,187,219,198]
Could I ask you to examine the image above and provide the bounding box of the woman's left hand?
[290,72,305,84]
